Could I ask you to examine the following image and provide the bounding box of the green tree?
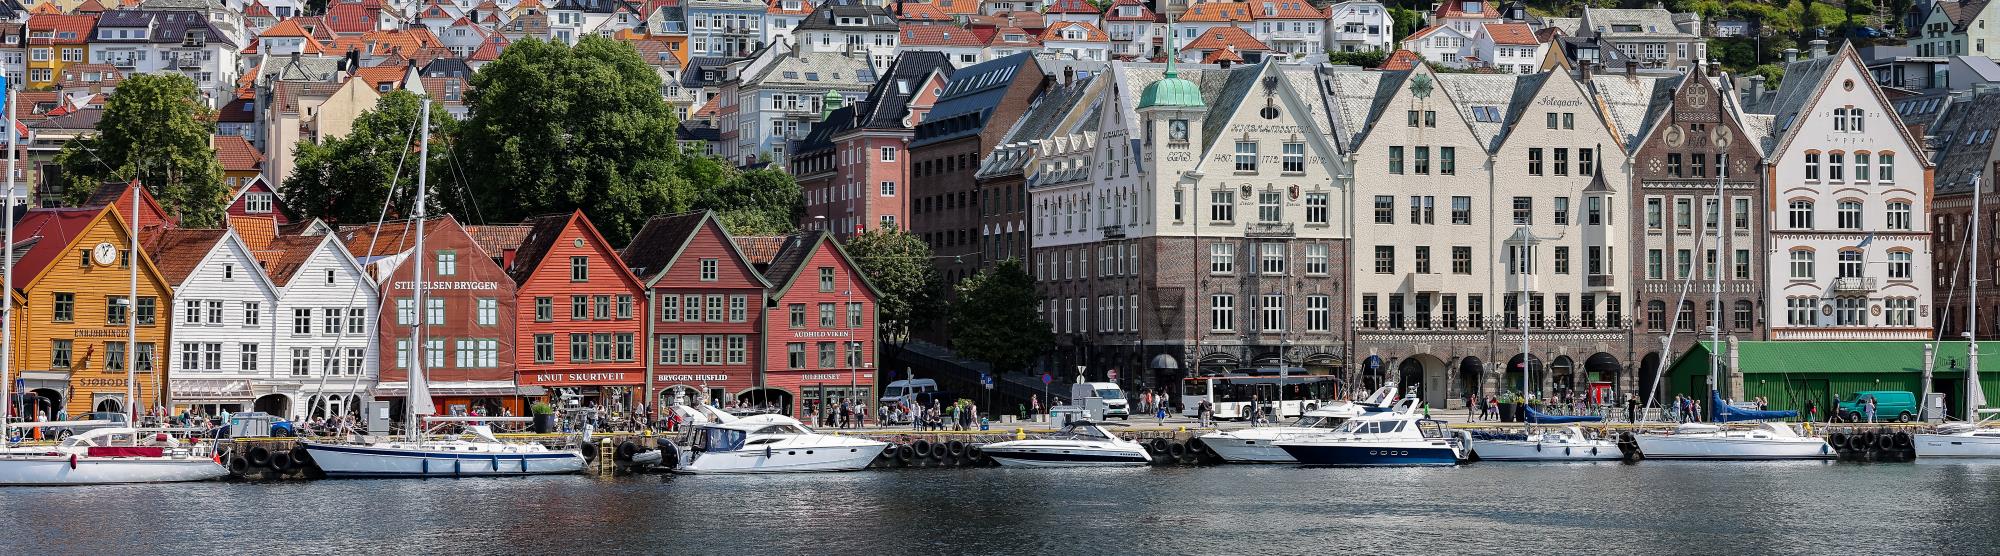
[1389,7,1425,45]
[55,73,228,226]
[282,91,462,224]
[949,259,1052,374]
[458,36,692,245]
[844,227,943,346]
[716,208,795,236]
[1328,50,1387,68]
[699,166,803,231]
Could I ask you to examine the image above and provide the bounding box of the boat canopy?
[4,420,115,429]
[1711,392,1797,422]
[1525,405,1601,424]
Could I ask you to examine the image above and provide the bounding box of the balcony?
[1405,272,1442,292]
[1099,225,1125,239]
[1245,221,1294,237]
[1587,274,1615,288]
[1333,31,1377,42]
[1832,277,1877,292]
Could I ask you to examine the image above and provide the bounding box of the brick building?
[792,51,954,236]
[908,52,1046,288]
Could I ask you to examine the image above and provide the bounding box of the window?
[1234,141,1258,172]
[820,303,836,327]
[106,296,128,325]
[1260,243,1286,275]
[534,334,554,363]
[1408,196,1434,225]
[1790,249,1815,279]
[817,342,836,368]
[1854,153,1871,181]
[1787,297,1815,326]
[1553,197,1570,225]
[1210,294,1234,331]
[1374,245,1395,274]
[729,335,747,364]
[1451,196,1471,225]
[1211,190,1234,222]
[1414,147,1430,174]
[1837,200,1862,229]
[1306,295,1329,332]
[535,297,553,321]
[1690,152,1706,178]
[707,294,725,322]
[1388,146,1404,174]
[1835,297,1866,326]
[1828,152,1845,181]
[1282,142,1305,173]
[787,343,806,368]
[1735,249,1751,280]
[1579,148,1595,176]
[1259,190,1282,223]
[1885,297,1917,326]
[1646,198,1663,230]
[1305,193,1328,224]
[1788,200,1814,229]
[435,250,457,275]
[1733,300,1754,330]
[239,343,260,371]
[477,298,497,325]
[1512,197,1532,225]
[1586,197,1603,226]
[730,295,748,322]
[1260,294,1286,332]
[848,302,864,328]
[1647,249,1664,279]
[1676,301,1696,332]
[1805,152,1820,180]
[1554,149,1569,176]
[880,146,897,162]
[568,256,590,281]
[1733,198,1750,231]
[571,295,589,320]
[881,181,896,196]
[1360,295,1378,327]
[1880,153,1895,182]
[427,298,445,325]
[1887,201,1912,230]
[1554,247,1570,274]
[1888,250,1913,279]
[1528,148,1544,175]
[1452,246,1472,274]
[1674,198,1693,232]
[700,258,718,281]
[51,339,71,368]
[660,295,679,321]
[1413,246,1432,274]
[183,299,204,325]
[294,348,313,375]
[1440,146,1456,175]
[1373,196,1394,223]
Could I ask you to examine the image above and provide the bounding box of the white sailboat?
[1915,171,2000,458]
[1464,230,1621,463]
[0,77,228,484]
[302,102,585,477]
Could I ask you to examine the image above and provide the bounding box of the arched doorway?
[95,397,122,414]
[1397,358,1424,402]
[1503,354,1544,397]
[253,394,290,416]
[1638,352,1663,406]
[1399,354,1448,407]
[1457,357,1483,401]
[1360,355,1386,392]
[1586,352,1623,406]
[736,388,793,414]
[1200,352,1242,375]
[28,389,61,421]
[1550,355,1577,398]
[661,385,702,407]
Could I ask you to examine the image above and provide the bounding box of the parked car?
[1837,391,1918,422]
[49,412,129,438]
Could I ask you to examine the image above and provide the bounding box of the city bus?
[1178,369,1345,420]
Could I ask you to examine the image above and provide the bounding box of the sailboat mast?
[1518,223,1529,404]
[1,77,13,434]
[127,154,141,421]
[1970,170,1984,418]
[407,102,432,441]
[1711,154,1724,411]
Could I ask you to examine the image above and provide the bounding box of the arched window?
[1676,300,1695,332]
[1647,300,1667,331]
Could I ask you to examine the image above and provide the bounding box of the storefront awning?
[374,380,520,397]
[171,378,252,401]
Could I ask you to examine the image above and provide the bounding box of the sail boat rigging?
[1914,170,2000,457]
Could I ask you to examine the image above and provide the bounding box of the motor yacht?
[1200,409,1365,463]
[0,424,228,485]
[676,413,887,474]
[1273,398,1465,466]
[981,421,1152,467]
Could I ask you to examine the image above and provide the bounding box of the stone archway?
[1457,357,1484,401]
[253,394,290,416]
[1400,354,1449,407]
[1360,355,1387,392]
[1397,358,1424,402]
[1504,354,1545,397]
[1551,355,1578,397]
[1638,352,1663,406]
[28,388,61,421]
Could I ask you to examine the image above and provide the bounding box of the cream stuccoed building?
[1031,59,1351,392]
[1744,42,1934,340]
[1326,62,1634,409]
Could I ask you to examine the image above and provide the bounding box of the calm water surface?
[5,462,2000,554]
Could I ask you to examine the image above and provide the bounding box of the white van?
[1071,382,1130,420]
[879,379,940,404]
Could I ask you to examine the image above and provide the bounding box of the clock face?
[92,242,117,266]
[1168,119,1189,142]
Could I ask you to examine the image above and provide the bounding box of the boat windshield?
[1055,423,1112,440]
[697,427,747,452]
[1290,415,1328,428]
[1334,420,1404,435]
[752,424,809,436]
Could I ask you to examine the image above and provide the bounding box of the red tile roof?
[1179,2,1253,22]
[933,0,979,16]
[1182,26,1270,53]
[896,1,951,23]
[1251,0,1323,19]
[1381,49,1421,70]
[28,14,98,45]
[1041,21,1107,42]
[1044,0,1097,14]
[1483,22,1537,45]
[213,135,264,172]
[142,228,227,285]
[898,23,983,47]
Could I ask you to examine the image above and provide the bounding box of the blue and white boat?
[1199,386,1399,463]
[304,417,587,477]
[1464,405,1623,462]
[1273,398,1465,466]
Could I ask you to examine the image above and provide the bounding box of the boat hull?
[1199,436,1296,463]
[1277,442,1461,466]
[1913,433,2000,458]
[981,440,1152,468]
[1469,439,1623,461]
[303,444,588,477]
[1631,435,1835,460]
[0,455,228,485]
[678,443,886,474]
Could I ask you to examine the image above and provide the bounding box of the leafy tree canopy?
[55,73,228,226]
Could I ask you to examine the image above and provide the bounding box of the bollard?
[1016,428,1027,440]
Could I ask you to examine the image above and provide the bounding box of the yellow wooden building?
[9,205,172,418]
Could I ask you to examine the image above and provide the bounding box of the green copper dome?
[1138,71,1204,109]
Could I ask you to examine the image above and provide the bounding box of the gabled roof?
[258,233,331,286]
[619,210,772,288]
[83,180,177,230]
[1433,0,1498,20]
[911,52,1036,148]
[1044,0,1096,14]
[1041,20,1107,43]
[899,23,982,46]
[1381,49,1421,70]
[933,0,980,16]
[1930,89,2000,196]
[753,229,880,299]
[142,227,228,285]
[8,208,99,291]
[506,210,644,290]
[1250,0,1323,19]
[1182,26,1269,54]
[213,135,264,172]
[793,0,897,32]
[1483,22,1537,45]
[896,1,950,22]
[1179,2,1252,22]
[464,224,531,260]
[1102,0,1153,21]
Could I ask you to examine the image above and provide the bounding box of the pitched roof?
[1483,22,1537,45]
[463,224,531,260]
[1250,0,1323,19]
[1931,89,2000,196]
[619,210,772,287]
[793,0,897,32]
[228,214,279,252]
[142,228,227,285]
[505,211,571,284]
[9,208,101,291]
[899,23,982,46]
[213,135,264,172]
[1179,2,1253,22]
[896,0,950,22]
[1381,49,1421,70]
[1041,20,1107,43]
[1043,0,1096,14]
[258,233,328,286]
[1182,26,1270,53]
[1102,0,1153,21]
[933,0,979,16]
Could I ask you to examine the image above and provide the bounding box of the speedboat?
[1631,422,1834,460]
[1273,398,1465,466]
[675,412,887,474]
[303,417,588,477]
[0,423,228,485]
[1913,410,2000,458]
[1465,425,1622,461]
[981,421,1152,467]
[1200,408,1366,463]
[1465,405,1623,462]
[1631,393,1833,460]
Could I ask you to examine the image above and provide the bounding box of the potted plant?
[1497,393,1520,423]
[531,401,556,433]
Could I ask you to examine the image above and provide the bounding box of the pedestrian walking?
[1198,400,1212,427]
[1465,394,1476,421]
[1155,404,1167,426]
[1625,394,1639,423]
[1864,396,1877,423]
[1421,402,1431,420]
[1804,400,1817,423]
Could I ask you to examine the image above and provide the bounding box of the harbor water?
[5,461,2000,553]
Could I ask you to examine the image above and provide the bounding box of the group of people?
[1135,389,1177,416]
[806,400,868,429]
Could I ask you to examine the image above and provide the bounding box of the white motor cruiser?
[982,421,1152,467]
[674,412,887,474]
[0,424,228,485]
[1464,405,1623,462]
[1273,398,1466,466]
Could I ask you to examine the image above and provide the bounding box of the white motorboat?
[1632,422,1835,460]
[303,418,588,477]
[1273,398,1466,466]
[982,421,1152,467]
[675,413,887,474]
[1200,409,1360,463]
[1466,426,1623,462]
[0,424,228,485]
[1914,410,2000,458]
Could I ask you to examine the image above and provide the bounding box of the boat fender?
[1829,433,1847,450]
[948,440,967,457]
[1168,441,1188,460]
[1877,434,1895,451]
[1564,446,1571,456]
[491,455,500,471]
[659,443,681,470]
[1535,443,1543,453]
[579,442,599,461]
[229,456,250,476]
[421,458,429,475]
[69,454,77,470]
[616,441,640,462]
[967,444,985,463]
[1590,447,1598,456]
[247,446,273,467]
[1863,432,1880,450]
[453,458,462,476]
[1822,443,1830,455]
[877,444,896,460]
[270,452,294,472]
[291,446,314,467]
[912,439,933,458]
[894,445,913,465]
[1149,438,1169,454]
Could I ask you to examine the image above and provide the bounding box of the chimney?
[1579,59,1592,80]
[1783,48,1797,63]
[1706,61,1719,77]
[1063,65,1074,86]
[1809,39,1828,59]
[1749,75,1765,102]
[1624,59,1635,76]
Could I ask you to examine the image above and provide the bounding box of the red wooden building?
[621,211,772,410]
[743,230,880,416]
[506,211,646,409]
[342,215,520,416]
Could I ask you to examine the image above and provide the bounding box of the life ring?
[247,446,273,467]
